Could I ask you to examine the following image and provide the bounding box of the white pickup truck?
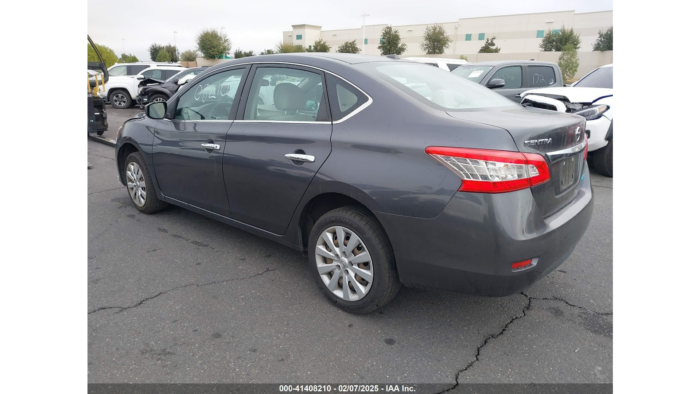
[99,66,184,109]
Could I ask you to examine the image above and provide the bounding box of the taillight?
[425,146,550,193]
[584,134,589,160]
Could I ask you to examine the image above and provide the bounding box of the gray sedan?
[114,53,592,313]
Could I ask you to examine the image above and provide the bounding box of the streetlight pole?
[122,39,125,54]
[361,13,369,54]
[174,31,177,49]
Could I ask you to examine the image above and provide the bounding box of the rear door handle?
[285,153,315,163]
[201,143,220,150]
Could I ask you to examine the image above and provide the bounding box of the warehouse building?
[283,10,612,57]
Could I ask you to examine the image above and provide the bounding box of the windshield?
[451,65,494,83]
[575,66,613,89]
[166,69,189,82]
[363,63,514,110]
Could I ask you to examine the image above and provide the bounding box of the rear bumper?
[377,165,594,296]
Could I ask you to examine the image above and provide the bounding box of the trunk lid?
[447,107,587,217]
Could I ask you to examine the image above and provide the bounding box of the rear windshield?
[362,63,515,110]
[451,65,494,83]
[575,66,613,89]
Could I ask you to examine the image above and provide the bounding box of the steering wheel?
[209,99,234,120]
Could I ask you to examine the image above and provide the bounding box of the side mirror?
[136,75,145,80]
[487,79,505,89]
[145,102,167,119]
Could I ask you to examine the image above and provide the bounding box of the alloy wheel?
[315,226,373,301]
[153,97,166,103]
[126,162,147,207]
[113,93,127,107]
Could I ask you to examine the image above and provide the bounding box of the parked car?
[115,53,593,313]
[452,61,563,102]
[403,57,468,71]
[520,64,613,176]
[107,62,182,77]
[136,67,207,108]
[100,66,184,109]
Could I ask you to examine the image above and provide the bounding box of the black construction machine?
[88,35,109,136]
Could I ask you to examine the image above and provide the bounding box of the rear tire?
[124,152,168,214]
[110,90,132,109]
[592,139,613,177]
[308,207,401,314]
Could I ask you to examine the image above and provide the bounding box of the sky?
[88,0,613,61]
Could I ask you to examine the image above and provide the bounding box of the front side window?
[491,66,522,89]
[244,67,327,122]
[141,69,163,80]
[175,69,245,120]
[575,66,613,89]
[451,65,494,83]
[109,66,127,76]
[527,66,556,87]
[365,63,515,110]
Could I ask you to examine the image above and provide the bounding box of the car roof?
[110,62,182,68]
[464,60,558,67]
[403,57,467,64]
[140,66,184,72]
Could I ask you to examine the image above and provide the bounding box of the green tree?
[180,50,198,62]
[88,43,118,68]
[155,49,171,62]
[459,55,468,61]
[421,24,451,54]
[336,40,360,54]
[558,44,580,83]
[540,26,580,51]
[378,26,407,56]
[164,44,178,62]
[478,37,501,53]
[309,39,330,52]
[593,27,613,51]
[259,49,275,55]
[197,29,232,59]
[149,43,164,61]
[118,53,138,63]
[234,49,254,58]
[275,42,306,53]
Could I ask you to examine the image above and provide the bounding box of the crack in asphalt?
[522,292,613,316]
[88,267,277,315]
[437,293,612,393]
[88,187,124,196]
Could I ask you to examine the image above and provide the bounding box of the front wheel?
[149,94,168,104]
[110,90,132,109]
[308,207,401,314]
[592,139,613,177]
[124,152,168,214]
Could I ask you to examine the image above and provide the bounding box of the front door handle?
[201,143,220,150]
[285,153,315,163]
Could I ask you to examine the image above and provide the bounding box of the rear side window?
[326,74,368,120]
[490,66,522,89]
[109,66,127,76]
[162,70,181,80]
[575,66,613,89]
[446,64,461,71]
[127,65,149,75]
[527,66,556,87]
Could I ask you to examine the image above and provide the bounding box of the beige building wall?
[284,10,612,56]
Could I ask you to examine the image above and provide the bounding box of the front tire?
[308,207,401,314]
[124,152,168,214]
[149,94,168,104]
[110,90,132,109]
[592,139,613,177]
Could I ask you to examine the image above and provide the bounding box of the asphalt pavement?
[88,106,612,387]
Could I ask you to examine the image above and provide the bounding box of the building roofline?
[291,24,322,29]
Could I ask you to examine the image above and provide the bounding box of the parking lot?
[88,106,612,387]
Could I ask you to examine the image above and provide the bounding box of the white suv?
[101,66,184,109]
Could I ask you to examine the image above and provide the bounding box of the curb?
[88,134,116,147]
